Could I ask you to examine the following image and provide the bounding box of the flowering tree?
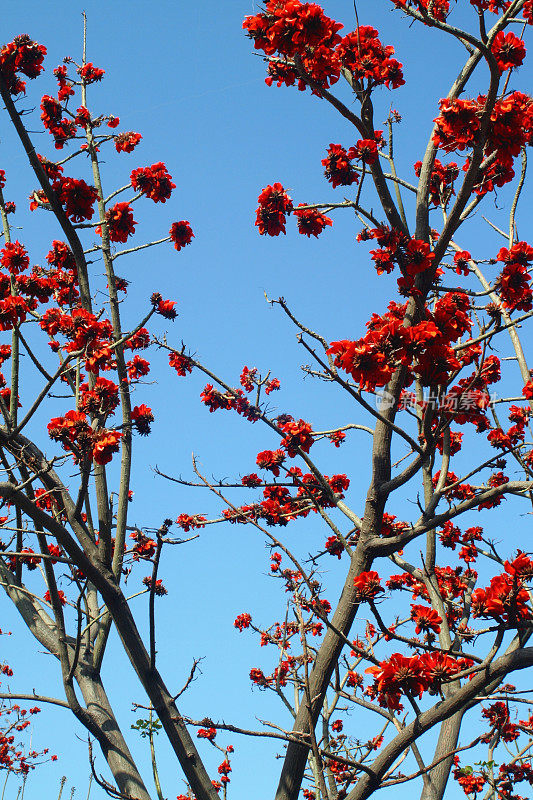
[1,2,533,800]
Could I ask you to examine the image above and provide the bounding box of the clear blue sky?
[0,2,531,799]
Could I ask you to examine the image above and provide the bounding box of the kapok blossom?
[169,221,194,251]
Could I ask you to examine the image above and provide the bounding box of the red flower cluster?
[433,97,481,152]
[53,177,99,221]
[40,94,76,148]
[391,0,450,22]
[256,449,286,477]
[337,26,404,89]
[366,651,472,710]
[481,702,519,745]
[294,205,332,238]
[48,410,122,465]
[496,241,533,312]
[142,576,167,596]
[151,294,177,320]
[322,144,359,188]
[53,64,73,101]
[176,513,207,531]
[200,384,259,421]
[279,418,314,456]
[78,377,119,417]
[414,158,459,207]
[223,470,349,528]
[0,35,46,95]
[353,571,383,602]
[131,162,175,203]
[169,221,194,251]
[410,604,442,635]
[126,355,150,380]
[130,530,156,560]
[43,590,66,607]
[0,242,29,275]
[471,569,532,624]
[114,132,142,153]
[491,31,526,74]
[234,613,252,631]
[243,1,344,92]
[131,404,154,436]
[96,202,137,243]
[255,183,293,236]
[328,288,472,392]
[40,306,115,373]
[434,91,533,197]
[168,351,193,376]
[77,62,105,83]
[197,727,217,740]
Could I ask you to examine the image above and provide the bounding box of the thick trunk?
[76,667,152,800]
[419,711,464,800]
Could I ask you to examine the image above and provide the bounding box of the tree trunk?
[419,711,464,800]
[76,666,153,800]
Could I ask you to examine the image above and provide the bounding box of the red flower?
[44,590,67,606]
[497,240,533,266]
[151,293,176,319]
[114,132,142,153]
[79,377,119,416]
[322,143,359,188]
[234,613,252,631]
[402,238,435,276]
[414,159,459,207]
[131,404,154,436]
[77,63,105,83]
[169,221,194,251]
[491,31,526,73]
[176,513,207,531]
[337,26,404,89]
[200,384,234,413]
[294,206,332,238]
[0,241,29,275]
[126,355,150,380]
[54,65,74,100]
[255,183,293,236]
[280,418,314,456]
[261,378,279,398]
[411,604,442,635]
[169,351,193,376]
[497,263,532,312]
[366,653,428,708]
[53,177,99,222]
[197,727,217,740]
[433,97,481,152]
[472,573,531,623]
[46,240,76,270]
[348,139,379,165]
[0,35,46,94]
[453,250,471,275]
[131,162,175,203]
[142,576,168,595]
[74,106,91,128]
[92,429,122,465]
[523,379,533,399]
[243,3,343,91]
[96,202,137,243]
[353,571,383,602]
[256,449,285,477]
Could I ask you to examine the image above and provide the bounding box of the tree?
[0,2,533,800]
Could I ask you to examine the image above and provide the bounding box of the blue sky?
[0,1,532,799]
